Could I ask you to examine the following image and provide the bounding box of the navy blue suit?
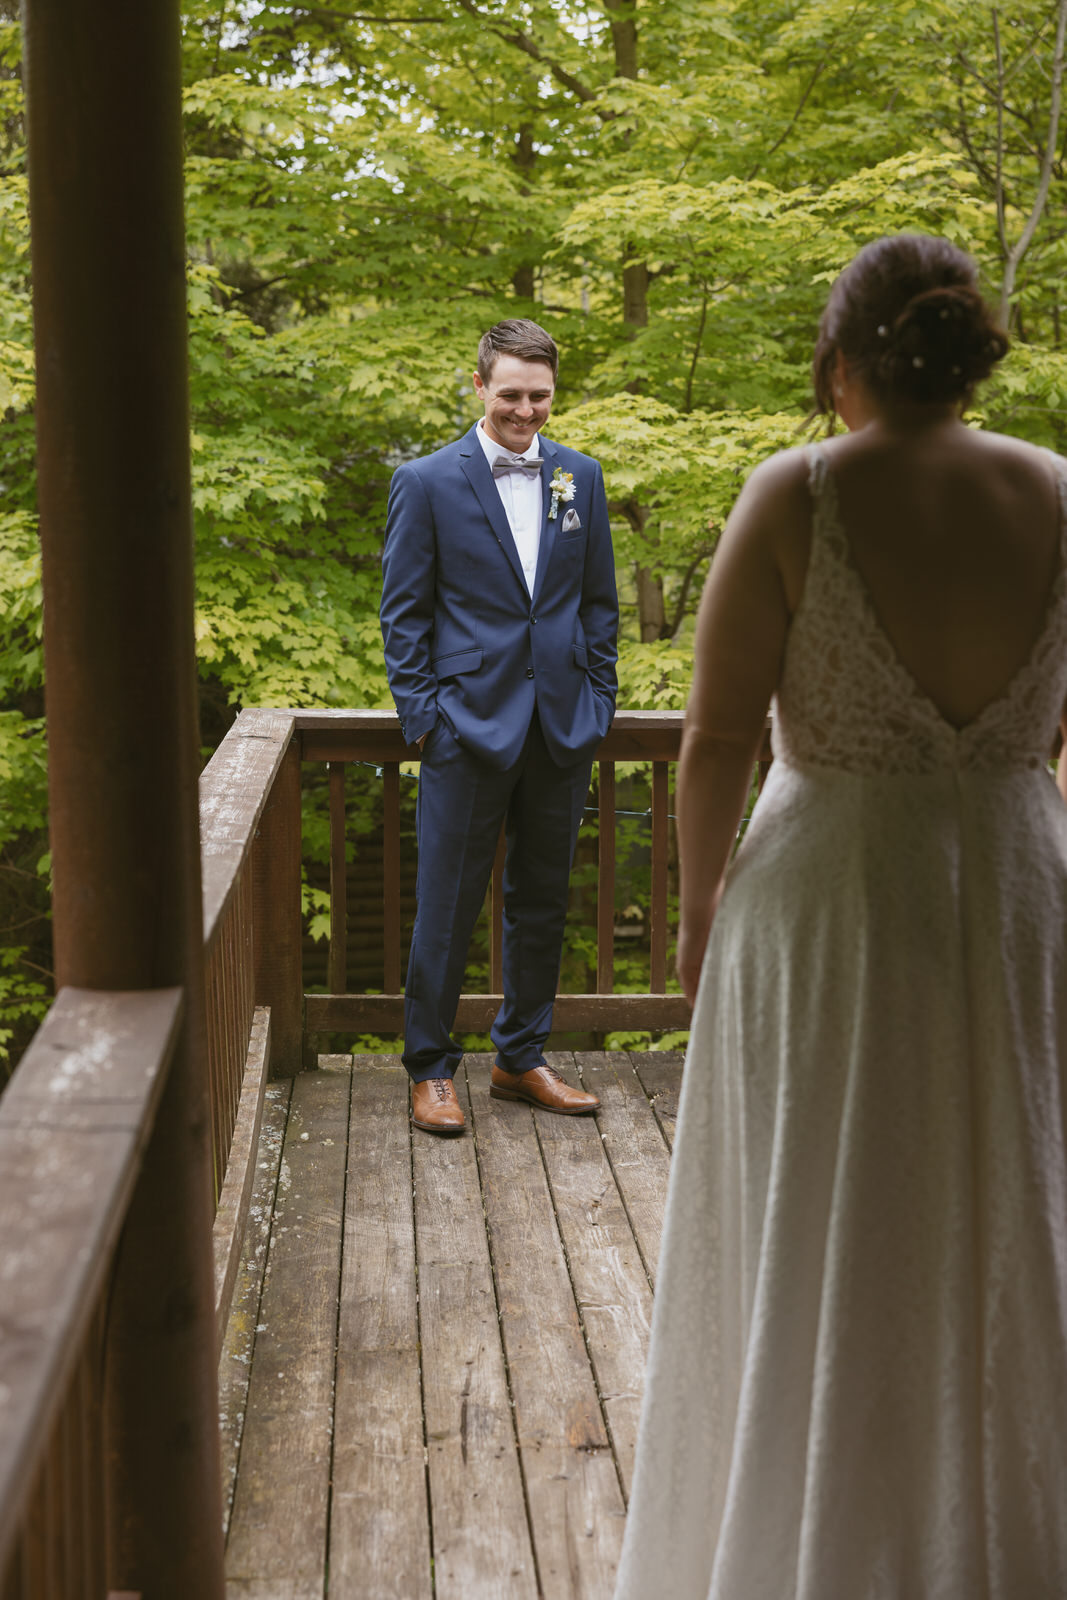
[380,421,618,1080]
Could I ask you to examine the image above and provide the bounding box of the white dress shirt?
[476,420,543,596]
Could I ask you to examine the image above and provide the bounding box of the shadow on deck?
[221,1049,683,1600]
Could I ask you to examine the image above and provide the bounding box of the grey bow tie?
[491,457,542,479]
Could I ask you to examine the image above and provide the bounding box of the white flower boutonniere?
[548,468,576,521]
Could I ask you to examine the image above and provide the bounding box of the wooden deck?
[218,1049,683,1600]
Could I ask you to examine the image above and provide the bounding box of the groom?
[380,319,619,1133]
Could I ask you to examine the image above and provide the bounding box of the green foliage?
[4,0,1067,1066]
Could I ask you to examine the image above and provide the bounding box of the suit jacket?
[380,422,619,770]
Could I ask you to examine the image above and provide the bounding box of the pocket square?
[561,508,582,533]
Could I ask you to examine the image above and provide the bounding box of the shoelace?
[432,1079,453,1101]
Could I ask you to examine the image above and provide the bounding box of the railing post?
[253,734,304,1075]
[22,1,224,1593]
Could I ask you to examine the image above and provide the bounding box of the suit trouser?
[402,710,593,1083]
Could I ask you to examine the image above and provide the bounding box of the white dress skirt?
[613,446,1067,1600]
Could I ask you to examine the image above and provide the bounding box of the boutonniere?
[548,468,575,521]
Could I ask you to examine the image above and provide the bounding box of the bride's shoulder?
[730,446,813,542]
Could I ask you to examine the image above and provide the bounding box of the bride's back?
[803,427,1062,730]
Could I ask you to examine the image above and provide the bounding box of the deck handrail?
[0,702,759,1593]
[0,987,183,1587]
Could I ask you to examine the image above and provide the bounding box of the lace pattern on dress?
[773,445,1067,776]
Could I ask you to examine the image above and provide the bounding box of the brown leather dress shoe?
[489,1063,600,1115]
[411,1077,466,1134]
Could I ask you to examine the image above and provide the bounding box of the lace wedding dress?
[614,444,1067,1600]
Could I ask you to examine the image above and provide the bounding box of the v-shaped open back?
[772,445,1067,776]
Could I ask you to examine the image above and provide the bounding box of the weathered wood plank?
[252,738,303,1079]
[218,1079,292,1544]
[574,1052,671,1288]
[533,1054,655,1498]
[294,708,690,766]
[0,988,182,1569]
[465,1056,626,1599]
[200,708,295,952]
[213,1007,271,1356]
[329,1058,432,1600]
[413,1075,538,1599]
[305,992,691,1035]
[629,1052,684,1152]
[224,1066,350,1599]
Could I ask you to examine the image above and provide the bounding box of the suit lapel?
[530,435,560,607]
[458,425,529,597]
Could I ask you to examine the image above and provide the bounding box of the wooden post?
[252,736,303,1075]
[22,2,225,1595]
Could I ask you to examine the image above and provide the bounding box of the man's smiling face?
[473,354,555,455]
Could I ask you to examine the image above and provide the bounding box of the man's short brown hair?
[477,319,559,384]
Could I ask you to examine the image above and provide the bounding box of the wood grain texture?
[0,988,182,1568]
[224,1066,350,1599]
[629,1053,684,1152]
[465,1057,626,1600]
[329,1058,432,1600]
[213,1007,272,1358]
[218,1080,292,1543]
[413,1075,538,1600]
[305,992,691,1036]
[252,738,303,1079]
[294,708,691,766]
[328,763,348,996]
[200,708,296,952]
[574,1053,671,1289]
[533,1054,655,1498]
[596,763,616,996]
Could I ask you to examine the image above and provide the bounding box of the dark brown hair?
[813,234,1008,415]
[477,319,559,384]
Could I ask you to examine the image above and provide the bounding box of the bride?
[614,234,1067,1599]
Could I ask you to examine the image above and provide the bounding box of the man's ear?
[472,369,485,400]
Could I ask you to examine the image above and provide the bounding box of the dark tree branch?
[451,0,608,111]
[994,9,1008,256]
[683,284,709,414]
[665,547,712,641]
[747,49,830,182]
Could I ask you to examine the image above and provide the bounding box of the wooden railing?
[0,703,770,1593]
[0,710,290,1595]
[0,988,183,1599]
[300,708,692,1039]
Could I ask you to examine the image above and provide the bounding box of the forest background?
[2,0,1066,1073]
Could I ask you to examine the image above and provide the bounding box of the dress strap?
[804,441,841,547]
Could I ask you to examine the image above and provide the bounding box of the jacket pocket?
[432,646,483,679]
[573,642,588,668]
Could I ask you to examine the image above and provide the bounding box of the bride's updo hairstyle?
[813,233,1008,416]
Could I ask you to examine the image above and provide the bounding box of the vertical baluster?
[597,761,616,996]
[85,1304,106,1598]
[328,762,347,996]
[59,1373,80,1599]
[205,945,226,1195]
[383,763,401,993]
[220,900,236,1158]
[253,734,303,1076]
[489,828,505,994]
[650,762,669,993]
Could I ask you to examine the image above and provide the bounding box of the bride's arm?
[676,453,799,1006]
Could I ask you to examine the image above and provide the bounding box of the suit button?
[530,615,538,624]
[526,668,534,678]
